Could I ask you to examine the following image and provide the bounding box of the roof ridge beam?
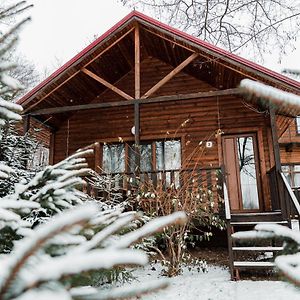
[141,52,198,99]
[81,68,134,100]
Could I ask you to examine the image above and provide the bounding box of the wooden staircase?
[227,211,288,280]
[223,170,300,280]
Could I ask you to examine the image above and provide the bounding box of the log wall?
[53,57,274,209]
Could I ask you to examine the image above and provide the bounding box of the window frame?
[100,138,182,174]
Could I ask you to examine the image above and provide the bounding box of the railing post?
[269,106,288,218]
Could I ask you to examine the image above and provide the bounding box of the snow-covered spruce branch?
[0,204,187,300]
[240,79,300,109]
[0,204,97,299]
[4,149,93,213]
[110,212,187,249]
[70,212,140,254]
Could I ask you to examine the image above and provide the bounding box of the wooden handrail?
[100,167,221,176]
[223,182,231,220]
[280,172,300,215]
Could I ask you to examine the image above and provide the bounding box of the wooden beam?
[135,24,140,99]
[23,114,30,134]
[30,88,241,116]
[269,106,281,172]
[23,27,135,113]
[142,52,198,99]
[81,68,134,100]
[49,131,55,165]
[134,102,140,173]
[134,24,141,173]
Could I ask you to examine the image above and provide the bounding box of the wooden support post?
[134,102,140,174]
[49,131,55,165]
[94,142,101,173]
[269,105,286,217]
[23,114,30,135]
[135,24,140,99]
[269,107,281,172]
[134,24,141,175]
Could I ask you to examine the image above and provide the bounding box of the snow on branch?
[5,148,93,213]
[232,223,300,244]
[0,164,13,179]
[70,212,139,254]
[0,97,23,126]
[0,204,97,297]
[233,223,300,287]
[240,79,300,111]
[21,249,148,289]
[276,253,300,286]
[110,211,187,249]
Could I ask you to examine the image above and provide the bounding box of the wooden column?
[49,131,55,165]
[134,24,140,173]
[23,114,31,135]
[269,106,281,172]
[269,105,286,215]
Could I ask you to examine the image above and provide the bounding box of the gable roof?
[18,11,300,126]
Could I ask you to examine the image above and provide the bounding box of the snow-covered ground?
[131,263,300,300]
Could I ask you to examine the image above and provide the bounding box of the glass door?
[222,134,261,211]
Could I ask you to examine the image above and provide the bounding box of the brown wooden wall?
[279,118,300,164]
[14,117,51,148]
[52,57,275,210]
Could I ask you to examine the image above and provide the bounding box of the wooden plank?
[135,24,140,99]
[141,52,198,99]
[94,142,101,172]
[30,88,241,115]
[232,246,283,251]
[234,261,275,267]
[49,132,55,165]
[23,114,30,134]
[81,68,134,100]
[134,102,140,173]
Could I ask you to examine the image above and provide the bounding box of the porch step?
[231,211,284,223]
[227,211,287,280]
[233,261,275,268]
[230,220,288,226]
[232,246,283,251]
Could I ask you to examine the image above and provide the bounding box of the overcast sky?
[18,0,130,74]
[17,0,300,77]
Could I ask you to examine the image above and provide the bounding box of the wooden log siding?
[53,57,273,210]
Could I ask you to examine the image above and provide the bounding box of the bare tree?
[120,0,300,62]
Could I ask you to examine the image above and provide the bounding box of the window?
[296,116,300,134]
[102,140,181,174]
[282,164,300,188]
[102,144,125,173]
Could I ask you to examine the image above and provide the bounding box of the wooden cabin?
[17,11,300,278]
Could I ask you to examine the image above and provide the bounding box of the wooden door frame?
[219,127,268,212]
